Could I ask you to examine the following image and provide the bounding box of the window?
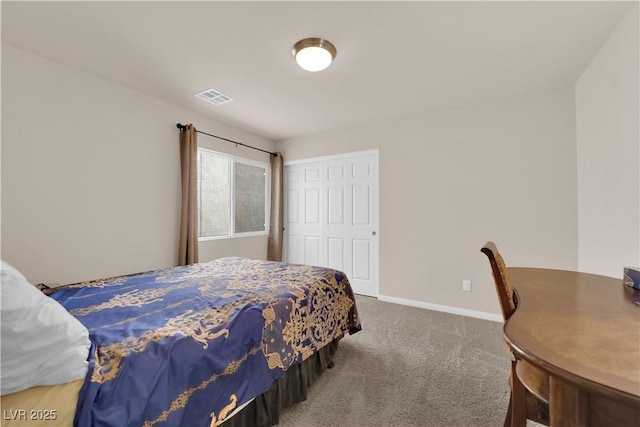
[197,148,269,239]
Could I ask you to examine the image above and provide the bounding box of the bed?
[0,257,361,427]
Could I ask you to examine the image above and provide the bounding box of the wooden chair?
[481,241,549,427]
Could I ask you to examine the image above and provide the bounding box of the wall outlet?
[462,280,472,292]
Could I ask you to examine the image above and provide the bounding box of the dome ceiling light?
[291,38,337,72]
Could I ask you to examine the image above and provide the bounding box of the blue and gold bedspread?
[47,257,361,427]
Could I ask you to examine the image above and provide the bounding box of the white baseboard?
[377,294,503,323]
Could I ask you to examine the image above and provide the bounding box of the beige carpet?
[278,295,515,427]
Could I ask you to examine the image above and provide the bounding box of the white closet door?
[284,151,378,297]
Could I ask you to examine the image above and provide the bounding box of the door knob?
[372,231,377,236]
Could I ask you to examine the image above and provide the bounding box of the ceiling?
[1,1,634,141]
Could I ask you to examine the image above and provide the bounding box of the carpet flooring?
[277,295,517,427]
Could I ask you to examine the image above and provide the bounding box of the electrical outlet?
[463,280,472,292]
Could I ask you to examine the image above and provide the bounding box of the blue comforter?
[48,257,361,427]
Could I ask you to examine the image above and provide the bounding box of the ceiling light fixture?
[291,38,337,72]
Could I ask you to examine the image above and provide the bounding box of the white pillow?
[1,260,91,395]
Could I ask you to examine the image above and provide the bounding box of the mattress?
[0,380,82,427]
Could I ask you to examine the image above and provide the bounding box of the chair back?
[481,241,517,321]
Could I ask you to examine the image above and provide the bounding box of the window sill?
[198,232,268,242]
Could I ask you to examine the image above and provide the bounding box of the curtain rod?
[176,123,276,157]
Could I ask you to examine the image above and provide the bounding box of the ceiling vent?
[195,88,233,106]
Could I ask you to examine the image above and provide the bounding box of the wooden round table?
[504,267,640,427]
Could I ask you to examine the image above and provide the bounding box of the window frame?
[197,147,270,241]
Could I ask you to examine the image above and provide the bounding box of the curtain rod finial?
[176,123,185,130]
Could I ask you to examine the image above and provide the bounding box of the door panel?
[284,151,378,296]
[352,239,371,281]
[353,185,371,225]
[328,165,344,181]
[327,238,345,271]
[287,234,302,264]
[304,188,320,223]
[305,236,320,265]
[287,189,299,223]
[327,187,345,225]
[353,161,371,178]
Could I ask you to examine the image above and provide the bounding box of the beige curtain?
[178,124,199,266]
[267,153,284,261]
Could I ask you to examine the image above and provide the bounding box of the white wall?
[576,4,640,277]
[277,88,578,316]
[1,45,276,285]
[4,3,634,315]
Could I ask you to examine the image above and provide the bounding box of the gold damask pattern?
[69,281,194,316]
[142,347,259,427]
[50,257,360,427]
[209,394,238,427]
[261,278,356,371]
[89,299,248,383]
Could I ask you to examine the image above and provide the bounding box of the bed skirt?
[221,339,340,427]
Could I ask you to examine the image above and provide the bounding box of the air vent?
[195,88,233,106]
